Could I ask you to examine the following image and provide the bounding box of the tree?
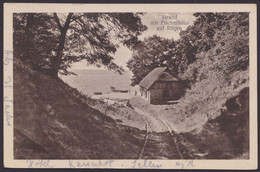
[173,12,249,120]
[13,13,147,78]
[14,13,59,74]
[127,35,177,85]
[180,12,249,82]
[175,13,233,75]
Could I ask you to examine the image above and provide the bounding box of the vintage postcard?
[3,3,257,169]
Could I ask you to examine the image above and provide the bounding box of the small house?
[138,67,186,104]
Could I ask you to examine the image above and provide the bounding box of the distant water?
[60,69,132,96]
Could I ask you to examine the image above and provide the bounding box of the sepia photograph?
[3,3,257,169]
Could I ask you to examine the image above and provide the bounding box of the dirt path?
[133,107,191,159]
[87,96,195,159]
[134,108,168,132]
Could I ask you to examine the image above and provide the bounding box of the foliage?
[127,13,249,140]
[127,35,177,85]
[127,13,246,85]
[13,13,147,78]
[13,13,59,73]
[175,12,248,75]
[170,12,249,123]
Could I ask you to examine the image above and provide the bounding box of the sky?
[71,12,196,71]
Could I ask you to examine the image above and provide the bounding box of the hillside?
[181,87,249,159]
[14,57,249,159]
[13,12,250,161]
[129,86,249,159]
[14,59,145,159]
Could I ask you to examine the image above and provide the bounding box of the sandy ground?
[134,107,169,132]
[86,97,146,131]
[128,97,207,134]
[90,94,179,133]
[129,97,182,132]
[90,94,205,134]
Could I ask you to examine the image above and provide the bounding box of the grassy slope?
[129,87,249,159]
[13,58,249,159]
[180,87,249,159]
[14,60,144,159]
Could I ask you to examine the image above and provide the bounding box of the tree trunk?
[52,13,73,78]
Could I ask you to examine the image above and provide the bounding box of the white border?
[3,3,258,169]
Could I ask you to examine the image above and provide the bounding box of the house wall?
[149,81,186,104]
[139,87,149,102]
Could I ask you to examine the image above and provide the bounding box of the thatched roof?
[139,67,180,90]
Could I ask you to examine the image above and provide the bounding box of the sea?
[60,69,133,96]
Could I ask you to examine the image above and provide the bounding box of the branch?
[53,13,73,32]
[64,13,73,30]
[53,13,62,31]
